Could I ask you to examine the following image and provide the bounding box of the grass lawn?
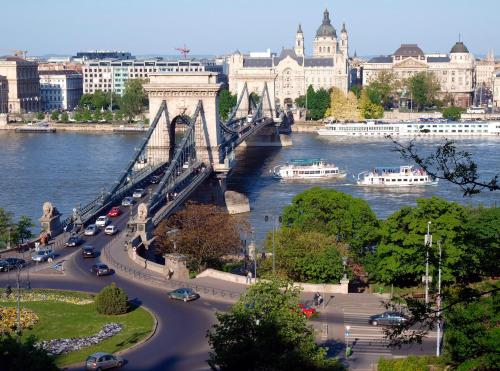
[1,297,155,367]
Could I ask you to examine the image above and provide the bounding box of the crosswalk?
[343,309,393,355]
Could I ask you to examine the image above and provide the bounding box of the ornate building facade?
[228,9,350,108]
[0,56,40,113]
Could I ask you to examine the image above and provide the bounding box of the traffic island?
[0,289,155,368]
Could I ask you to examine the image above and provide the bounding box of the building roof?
[0,55,32,62]
[304,58,333,67]
[242,58,273,67]
[367,55,393,63]
[427,56,451,63]
[450,41,469,53]
[316,9,337,38]
[393,44,424,57]
[273,48,303,65]
[242,48,334,68]
[39,70,81,75]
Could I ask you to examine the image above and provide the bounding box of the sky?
[2,0,499,58]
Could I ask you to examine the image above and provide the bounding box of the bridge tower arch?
[144,72,223,168]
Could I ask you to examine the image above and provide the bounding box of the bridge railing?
[102,236,242,300]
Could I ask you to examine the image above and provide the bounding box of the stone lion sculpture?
[42,202,54,219]
[137,203,148,221]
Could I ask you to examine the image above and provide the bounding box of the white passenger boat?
[357,165,438,187]
[317,120,500,137]
[272,158,346,180]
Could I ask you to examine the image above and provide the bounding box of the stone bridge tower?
[144,72,224,169]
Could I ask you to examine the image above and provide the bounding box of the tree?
[82,109,92,122]
[406,72,440,111]
[296,86,330,120]
[104,110,113,122]
[93,110,102,122]
[15,215,34,244]
[0,333,58,371]
[79,93,94,109]
[325,87,359,122]
[74,110,83,122]
[0,208,14,249]
[359,90,383,119]
[282,188,379,259]
[349,85,362,99]
[121,79,148,122]
[365,70,397,109]
[155,202,246,272]
[95,283,128,315]
[114,111,124,121]
[60,112,69,123]
[90,90,110,111]
[261,228,346,283]
[49,111,59,121]
[36,112,44,120]
[372,197,480,287]
[207,279,344,371]
[442,106,462,121]
[219,89,237,120]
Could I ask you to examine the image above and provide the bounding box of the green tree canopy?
[282,188,379,259]
[0,333,58,371]
[296,86,330,120]
[406,72,440,111]
[358,90,384,119]
[325,87,360,121]
[60,112,69,123]
[442,106,462,121]
[365,70,398,109]
[219,89,237,120]
[207,279,344,371]
[121,79,148,122]
[49,111,59,121]
[372,197,478,287]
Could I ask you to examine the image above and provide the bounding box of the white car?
[84,224,99,236]
[95,216,109,227]
[133,188,146,198]
[104,225,118,235]
[31,249,55,262]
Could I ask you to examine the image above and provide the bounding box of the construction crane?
[175,45,190,59]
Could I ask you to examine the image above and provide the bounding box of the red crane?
[175,45,190,59]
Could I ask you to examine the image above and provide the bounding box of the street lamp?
[436,240,443,356]
[424,221,432,305]
[345,325,351,357]
[342,256,348,280]
[251,229,256,282]
[7,226,11,249]
[264,215,282,275]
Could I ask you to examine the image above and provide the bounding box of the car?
[82,245,96,258]
[90,263,112,276]
[107,206,121,218]
[104,225,118,235]
[132,188,146,198]
[297,303,317,319]
[4,258,26,268]
[31,249,55,262]
[95,216,109,227]
[151,175,161,184]
[121,197,135,207]
[0,260,12,272]
[182,161,189,169]
[65,235,84,247]
[168,288,200,302]
[85,352,124,370]
[368,311,408,326]
[84,224,99,236]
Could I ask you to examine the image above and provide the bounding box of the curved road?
[0,204,231,370]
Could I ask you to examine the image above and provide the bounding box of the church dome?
[450,41,469,53]
[316,9,337,38]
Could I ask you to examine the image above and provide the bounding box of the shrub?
[442,106,462,121]
[60,112,69,123]
[50,111,60,121]
[36,112,45,120]
[95,284,128,315]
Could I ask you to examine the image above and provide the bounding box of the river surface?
[1,131,499,241]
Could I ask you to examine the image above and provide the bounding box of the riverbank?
[0,122,148,133]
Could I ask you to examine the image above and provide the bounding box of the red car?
[297,304,316,319]
[107,206,121,217]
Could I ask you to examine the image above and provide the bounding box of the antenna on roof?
[458,33,461,42]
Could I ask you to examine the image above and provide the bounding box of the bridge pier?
[240,125,292,147]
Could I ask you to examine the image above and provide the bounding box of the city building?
[0,56,40,113]
[39,59,83,73]
[73,50,134,62]
[0,75,7,113]
[362,42,475,107]
[82,58,224,95]
[39,70,83,111]
[227,8,350,108]
[475,50,496,89]
[494,72,500,108]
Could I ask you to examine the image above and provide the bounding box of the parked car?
[31,249,55,262]
[368,312,408,326]
[85,352,124,370]
[151,175,161,184]
[121,197,135,207]
[95,216,109,227]
[107,206,121,218]
[168,288,200,302]
[82,245,96,258]
[90,263,112,276]
[0,260,12,272]
[84,224,99,236]
[297,303,317,319]
[5,258,26,268]
[104,225,118,235]
[65,235,84,247]
[132,188,146,198]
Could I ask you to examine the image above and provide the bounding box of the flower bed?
[1,289,93,305]
[0,306,39,332]
[37,323,123,355]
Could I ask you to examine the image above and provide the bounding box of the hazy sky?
[2,0,499,57]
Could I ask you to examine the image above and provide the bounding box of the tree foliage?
[0,333,58,371]
[261,228,346,283]
[325,87,360,121]
[49,111,59,121]
[0,208,34,248]
[155,202,246,272]
[406,72,440,111]
[359,90,384,119]
[60,112,69,123]
[296,86,330,120]
[36,112,44,120]
[207,279,344,371]
[442,106,462,121]
[95,283,128,315]
[219,89,237,120]
[121,79,148,122]
[366,70,398,109]
[282,188,379,259]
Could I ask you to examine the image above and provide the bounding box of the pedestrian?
[314,292,320,306]
[246,270,253,284]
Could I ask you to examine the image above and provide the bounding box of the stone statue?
[137,203,149,222]
[42,202,54,219]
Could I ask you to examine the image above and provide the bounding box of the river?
[1,131,499,241]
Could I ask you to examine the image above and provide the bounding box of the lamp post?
[264,215,282,275]
[345,325,351,357]
[7,226,11,249]
[342,256,348,279]
[436,240,442,356]
[251,229,256,282]
[424,221,432,305]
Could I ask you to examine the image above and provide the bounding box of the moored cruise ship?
[317,120,500,137]
[357,165,438,187]
[272,158,346,180]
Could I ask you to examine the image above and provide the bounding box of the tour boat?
[356,165,438,187]
[272,158,346,180]
[317,120,500,137]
